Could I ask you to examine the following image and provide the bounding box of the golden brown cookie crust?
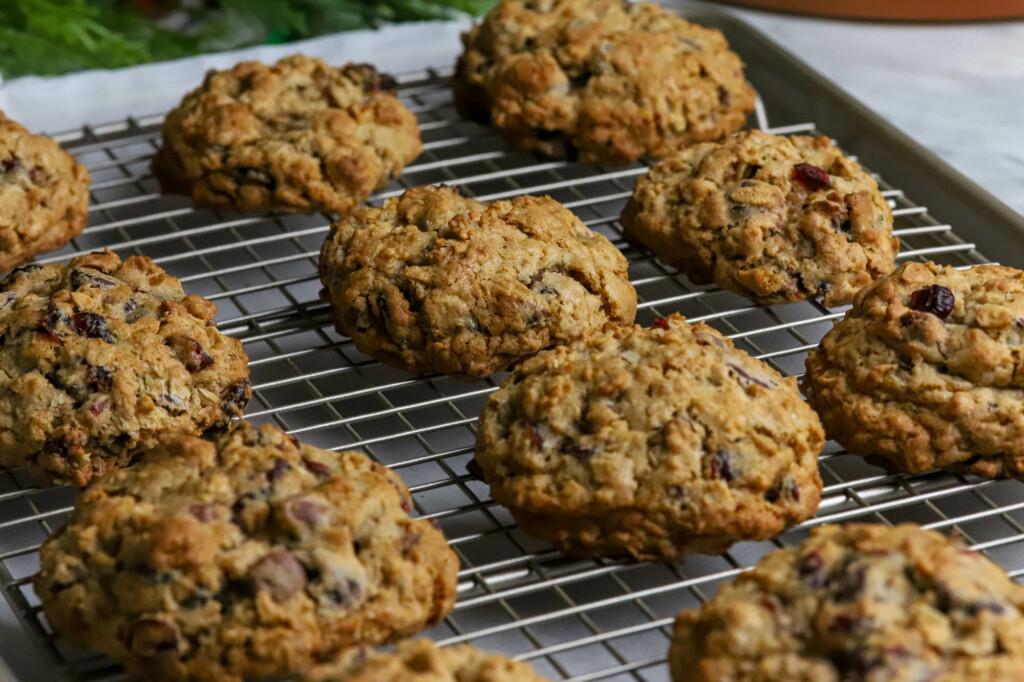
[305,640,551,682]
[804,261,1024,479]
[0,111,90,271]
[0,250,251,486]
[318,185,637,379]
[621,130,897,306]
[670,523,1024,682]
[152,55,421,214]
[454,0,755,164]
[35,422,459,682]
[474,313,823,560]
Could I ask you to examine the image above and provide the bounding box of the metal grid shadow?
[1,65,1021,682]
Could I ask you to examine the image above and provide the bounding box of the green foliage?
[0,0,498,79]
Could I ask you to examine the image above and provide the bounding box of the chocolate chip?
[465,458,485,481]
[829,613,864,633]
[166,334,215,372]
[69,268,118,290]
[717,85,730,106]
[829,648,878,675]
[87,365,112,392]
[250,551,306,603]
[306,560,366,609]
[792,163,831,191]
[798,551,826,588]
[909,285,955,319]
[129,618,181,660]
[708,450,733,481]
[284,498,328,528]
[562,443,596,460]
[832,564,867,602]
[266,458,291,482]
[0,157,21,173]
[221,379,251,415]
[124,299,140,321]
[72,311,114,343]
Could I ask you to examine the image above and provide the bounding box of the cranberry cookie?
[454,0,755,164]
[35,422,459,682]
[621,130,898,306]
[152,55,421,214]
[0,250,250,486]
[805,261,1024,479]
[305,640,551,682]
[0,111,90,270]
[670,523,1024,681]
[318,185,636,379]
[474,313,823,560]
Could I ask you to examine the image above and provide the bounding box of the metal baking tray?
[3,6,1024,681]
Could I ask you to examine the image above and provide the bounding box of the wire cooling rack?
[4,15,1024,682]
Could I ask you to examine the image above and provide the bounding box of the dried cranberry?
[88,399,110,416]
[401,529,422,555]
[829,614,863,633]
[189,503,218,522]
[909,285,955,319]
[833,564,867,602]
[0,157,20,173]
[652,317,670,330]
[526,422,544,449]
[301,457,332,479]
[166,334,214,372]
[792,163,831,191]
[72,311,114,343]
[708,450,733,481]
[717,86,730,106]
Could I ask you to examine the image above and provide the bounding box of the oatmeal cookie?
[0,111,90,271]
[0,250,250,486]
[621,130,898,306]
[152,55,421,214]
[318,185,636,379]
[454,0,755,164]
[305,640,550,682]
[473,313,823,560]
[670,523,1024,681]
[804,260,1024,479]
[35,421,459,682]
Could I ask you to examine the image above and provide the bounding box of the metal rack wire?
[2,58,1022,682]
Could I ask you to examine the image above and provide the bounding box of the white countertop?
[0,3,1021,215]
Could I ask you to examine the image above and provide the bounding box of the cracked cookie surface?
[305,639,551,682]
[0,249,250,486]
[670,523,1024,682]
[35,421,459,682]
[473,313,823,559]
[454,0,755,164]
[0,111,90,271]
[152,55,421,214]
[804,261,1024,479]
[318,185,636,379]
[621,130,897,306]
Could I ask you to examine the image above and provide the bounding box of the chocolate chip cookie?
[670,523,1024,681]
[0,250,250,486]
[454,0,755,164]
[621,130,898,306]
[0,111,90,271]
[152,55,421,214]
[804,260,1024,479]
[474,313,823,560]
[35,421,460,682]
[305,640,550,682]
[318,185,637,379]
